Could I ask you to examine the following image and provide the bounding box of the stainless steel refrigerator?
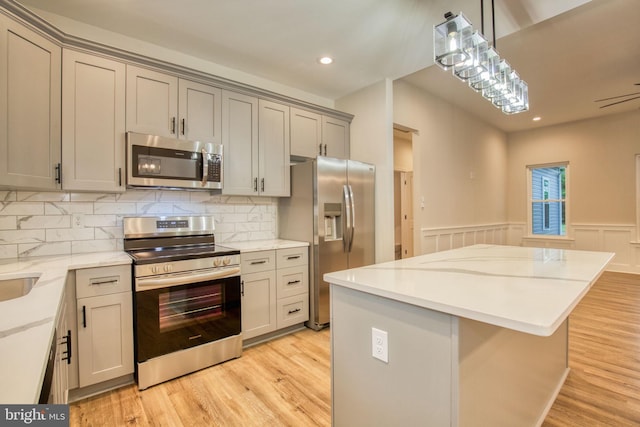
[279,156,375,330]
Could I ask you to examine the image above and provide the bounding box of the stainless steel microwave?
[126,132,223,190]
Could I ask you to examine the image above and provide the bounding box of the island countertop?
[0,251,132,404]
[324,244,614,336]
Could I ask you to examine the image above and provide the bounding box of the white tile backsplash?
[0,189,278,260]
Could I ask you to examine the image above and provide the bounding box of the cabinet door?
[0,15,61,190]
[258,99,290,197]
[290,108,321,159]
[77,292,134,387]
[178,79,222,144]
[53,296,69,404]
[322,116,350,159]
[126,65,178,137]
[222,90,258,195]
[62,50,126,192]
[241,270,277,340]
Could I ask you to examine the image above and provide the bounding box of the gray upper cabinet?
[290,107,322,158]
[222,92,290,197]
[258,99,290,197]
[178,79,222,144]
[0,14,61,190]
[322,116,350,159]
[290,107,350,159]
[62,49,126,192]
[126,65,178,137]
[126,65,221,144]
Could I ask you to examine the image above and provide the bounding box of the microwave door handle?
[201,149,209,187]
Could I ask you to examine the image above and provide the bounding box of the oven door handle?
[136,267,240,291]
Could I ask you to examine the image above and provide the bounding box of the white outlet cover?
[371,327,388,363]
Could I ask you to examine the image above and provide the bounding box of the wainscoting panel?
[423,223,639,274]
[420,224,509,254]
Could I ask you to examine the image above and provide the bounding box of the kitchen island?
[324,244,613,426]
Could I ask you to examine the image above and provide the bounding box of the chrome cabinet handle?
[319,143,323,156]
[261,178,265,192]
[250,260,266,265]
[286,255,300,260]
[324,144,327,156]
[254,177,258,192]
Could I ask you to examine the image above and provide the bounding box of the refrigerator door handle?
[343,184,352,253]
[348,184,355,252]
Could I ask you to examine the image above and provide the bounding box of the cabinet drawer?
[241,250,276,274]
[276,247,308,269]
[276,293,309,329]
[277,266,308,299]
[76,265,131,298]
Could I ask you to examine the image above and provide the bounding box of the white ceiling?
[14,0,640,132]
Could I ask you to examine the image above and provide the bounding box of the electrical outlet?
[371,327,388,363]
[72,213,84,229]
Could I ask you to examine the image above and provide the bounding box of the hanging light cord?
[480,0,497,48]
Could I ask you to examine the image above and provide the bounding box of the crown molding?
[0,0,353,122]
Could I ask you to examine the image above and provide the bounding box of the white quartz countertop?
[0,251,132,404]
[324,244,614,336]
[224,239,309,252]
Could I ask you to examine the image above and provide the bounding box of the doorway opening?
[393,126,414,259]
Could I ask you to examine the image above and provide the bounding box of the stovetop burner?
[123,215,239,265]
[127,243,239,265]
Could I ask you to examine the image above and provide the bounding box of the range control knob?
[151,266,160,274]
[163,264,173,273]
[223,257,231,266]
[213,258,222,267]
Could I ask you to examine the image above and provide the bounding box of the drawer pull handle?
[90,278,119,286]
[287,280,301,285]
[286,255,301,260]
[82,306,87,328]
[288,308,301,315]
[250,260,267,265]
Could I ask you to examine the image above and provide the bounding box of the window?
[528,164,567,236]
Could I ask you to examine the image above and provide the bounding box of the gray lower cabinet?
[75,265,134,388]
[0,12,61,190]
[241,247,309,341]
[51,288,69,404]
[241,250,277,340]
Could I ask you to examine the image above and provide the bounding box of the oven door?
[134,273,240,362]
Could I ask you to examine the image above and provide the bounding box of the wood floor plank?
[70,271,640,426]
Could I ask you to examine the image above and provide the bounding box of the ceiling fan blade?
[599,95,640,108]
[594,92,640,102]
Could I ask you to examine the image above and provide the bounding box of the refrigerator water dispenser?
[324,203,343,241]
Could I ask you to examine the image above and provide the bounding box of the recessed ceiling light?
[318,56,333,65]
[532,116,541,121]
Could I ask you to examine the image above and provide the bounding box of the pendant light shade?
[434,12,473,69]
[433,10,529,115]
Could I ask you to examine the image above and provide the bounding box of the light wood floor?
[71,271,640,426]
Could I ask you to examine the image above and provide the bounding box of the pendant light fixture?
[433,1,529,114]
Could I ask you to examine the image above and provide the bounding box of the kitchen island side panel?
[331,284,454,426]
[458,318,569,427]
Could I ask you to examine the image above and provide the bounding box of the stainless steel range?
[124,215,242,390]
